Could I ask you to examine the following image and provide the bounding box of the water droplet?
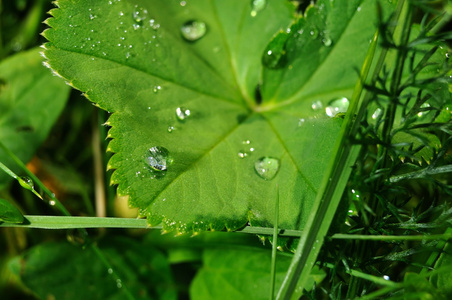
[180,1,187,6]
[149,19,160,30]
[116,279,123,288]
[417,103,431,117]
[372,108,382,119]
[89,13,97,20]
[132,6,148,23]
[322,37,332,47]
[325,97,349,117]
[250,0,266,17]
[298,118,305,126]
[176,107,191,120]
[19,176,34,189]
[107,268,113,274]
[153,85,161,93]
[276,245,284,251]
[181,20,207,41]
[309,27,319,39]
[383,275,390,280]
[242,140,251,145]
[168,126,175,133]
[311,100,323,110]
[254,157,280,180]
[49,200,56,206]
[357,6,362,12]
[262,31,288,69]
[146,146,171,171]
[238,151,248,158]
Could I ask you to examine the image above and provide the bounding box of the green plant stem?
[346,0,407,297]
[93,112,106,218]
[270,185,279,300]
[277,28,379,300]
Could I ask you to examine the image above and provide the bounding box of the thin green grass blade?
[277,28,380,300]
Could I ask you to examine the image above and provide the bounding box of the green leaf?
[9,238,176,300]
[0,47,70,186]
[0,198,24,223]
[42,0,388,232]
[189,248,325,299]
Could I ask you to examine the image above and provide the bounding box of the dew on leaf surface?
[176,107,191,120]
[262,49,286,69]
[309,27,319,39]
[167,126,175,133]
[311,100,323,110]
[322,37,332,47]
[153,85,161,93]
[146,146,171,171]
[181,20,207,41]
[325,97,349,117]
[238,151,248,158]
[132,6,148,23]
[254,157,280,180]
[250,0,266,17]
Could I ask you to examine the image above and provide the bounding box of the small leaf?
[9,238,176,300]
[0,198,24,223]
[189,248,325,299]
[0,48,70,187]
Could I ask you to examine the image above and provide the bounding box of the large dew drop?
[146,146,171,171]
[325,97,349,117]
[181,20,207,42]
[19,176,34,189]
[254,157,280,180]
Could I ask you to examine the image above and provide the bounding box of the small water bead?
[311,100,323,110]
[322,37,332,47]
[309,27,319,39]
[250,0,267,17]
[372,108,383,120]
[325,97,349,117]
[181,20,207,41]
[116,279,123,289]
[298,118,305,126]
[417,103,431,117]
[383,275,390,281]
[176,107,191,120]
[146,146,171,171]
[238,151,248,158]
[254,157,280,180]
[167,126,175,133]
[180,1,186,6]
[149,19,160,30]
[132,6,148,23]
[153,85,161,93]
[242,140,251,145]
